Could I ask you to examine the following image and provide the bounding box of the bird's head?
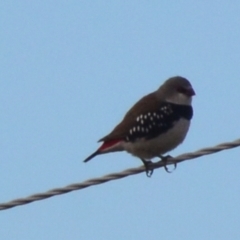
[157,76,195,105]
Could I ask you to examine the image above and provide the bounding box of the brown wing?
[98,92,160,142]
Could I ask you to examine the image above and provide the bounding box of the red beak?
[186,87,196,96]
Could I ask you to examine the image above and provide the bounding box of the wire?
[0,138,240,211]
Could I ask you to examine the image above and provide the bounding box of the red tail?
[83,139,122,163]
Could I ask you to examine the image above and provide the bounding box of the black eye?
[177,86,195,96]
[177,86,188,94]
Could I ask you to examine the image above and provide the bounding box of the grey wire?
[0,138,240,211]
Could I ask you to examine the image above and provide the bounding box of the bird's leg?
[158,155,177,173]
[140,159,153,177]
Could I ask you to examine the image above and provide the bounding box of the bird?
[83,76,195,177]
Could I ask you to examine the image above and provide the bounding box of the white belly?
[123,119,190,159]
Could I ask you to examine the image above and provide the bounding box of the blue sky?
[1,1,240,239]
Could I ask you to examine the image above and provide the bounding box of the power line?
[0,138,240,211]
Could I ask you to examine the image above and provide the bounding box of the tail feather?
[83,139,123,163]
[83,150,101,163]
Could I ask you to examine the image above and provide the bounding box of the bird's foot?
[159,155,177,173]
[140,159,153,177]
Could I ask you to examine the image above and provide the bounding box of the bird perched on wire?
[83,76,195,177]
